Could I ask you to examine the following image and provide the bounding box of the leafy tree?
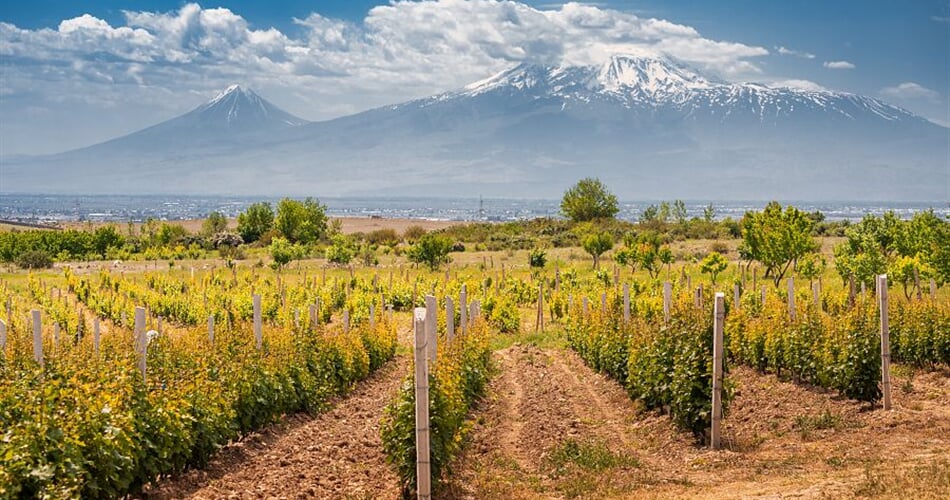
[560,177,619,222]
[699,252,728,284]
[156,223,188,247]
[740,202,818,286]
[673,200,688,225]
[408,233,453,270]
[834,232,887,288]
[658,246,674,278]
[325,235,356,265]
[269,237,301,271]
[237,202,274,243]
[16,250,53,269]
[582,231,613,269]
[275,198,328,244]
[888,255,930,299]
[796,252,826,286]
[92,225,124,256]
[703,204,716,223]
[202,211,228,236]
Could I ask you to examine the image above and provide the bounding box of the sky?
[1,0,948,155]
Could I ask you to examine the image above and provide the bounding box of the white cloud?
[775,46,815,59]
[769,79,826,91]
[823,60,855,69]
[880,82,941,101]
[932,16,950,23]
[0,0,773,154]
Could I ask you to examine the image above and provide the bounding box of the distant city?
[0,194,946,226]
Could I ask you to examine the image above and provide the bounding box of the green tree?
[699,252,728,284]
[740,202,818,286]
[325,235,356,265]
[797,252,826,287]
[275,198,328,244]
[237,202,275,243]
[658,246,674,278]
[673,200,688,225]
[582,231,613,269]
[269,237,301,271]
[560,177,619,222]
[408,233,453,270]
[202,211,228,236]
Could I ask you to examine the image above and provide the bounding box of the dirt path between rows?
[143,355,408,500]
[444,344,950,499]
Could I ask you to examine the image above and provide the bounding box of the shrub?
[529,248,547,268]
[16,250,53,269]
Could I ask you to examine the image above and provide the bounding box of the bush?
[16,250,53,269]
[403,225,427,242]
[529,248,547,268]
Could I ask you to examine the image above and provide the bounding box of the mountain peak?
[460,54,716,101]
[192,84,308,129]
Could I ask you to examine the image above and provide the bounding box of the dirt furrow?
[143,355,408,500]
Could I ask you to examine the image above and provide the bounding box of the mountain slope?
[1,57,946,201]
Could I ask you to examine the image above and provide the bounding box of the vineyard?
[1,212,948,498]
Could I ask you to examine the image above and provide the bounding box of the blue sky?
[1,1,948,155]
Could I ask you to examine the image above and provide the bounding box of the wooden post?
[0,319,6,358]
[343,310,350,334]
[600,293,607,314]
[135,307,146,381]
[752,266,757,291]
[535,283,543,333]
[53,322,60,349]
[93,318,100,355]
[711,293,725,450]
[370,304,377,329]
[787,278,796,321]
[848,275,856,306]
[812,282,820,309]
[861,281,866,298]
[208,315,214,345]
[663,281,672,323]
[460,284,467,334]
[33,310,43,366]
[413,308,432,500]
[623,284,630,324]
[469,300,478,327]
[501,263,506,282]
[445,297,454,341]
[425,295,437,371]
[733,283,741,311]
[694,286,702,309]
[582,297,589,316]
[555,267,560,292]
[253,294,262,350]
[878,275,892,411]
[760,286,766,306]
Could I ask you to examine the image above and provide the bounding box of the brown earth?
[442,344,950,499]
[141,355,409,500]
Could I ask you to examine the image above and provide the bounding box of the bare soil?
[142,355,408,500]
[443,344,950,499]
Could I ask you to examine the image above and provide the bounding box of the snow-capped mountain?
[2,57,946,201]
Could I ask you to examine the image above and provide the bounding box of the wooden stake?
[32,309,43,366]
[425,295,437,371]
[208,315,214,345]
[812,282,820,309]
[623,284,630,324]
[413,308,432,500]
[460,284,467,334]
[878,275,892,410]
[663,281,672,323]
[711,293,725,450]
[93,318,100,355]
[914,267,922,300]
[253,294,262,350]
[135,307,146,381]
[582,297,589,316]
[343,310,350,334]
[536,282,544,333]
[445,297,454,341]
[0,319,6,358]
[601,293,607,314]
[787,278,796,321]
[733,283,741,311]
